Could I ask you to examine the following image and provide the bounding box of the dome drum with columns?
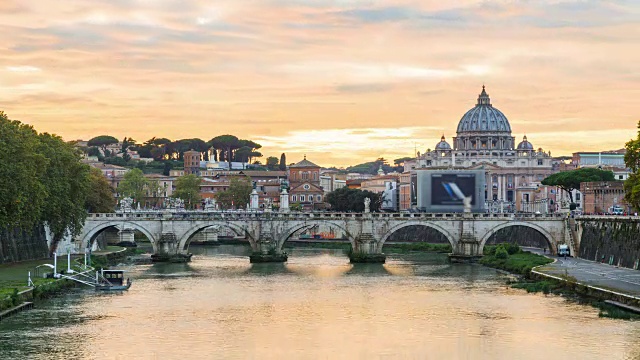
[405,86,554,209]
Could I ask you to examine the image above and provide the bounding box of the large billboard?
[415,170,485,212]
[381,181,398,212]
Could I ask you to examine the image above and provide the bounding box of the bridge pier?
[249,236,288,263]
[349,233,386,263]
[151,232,193,263]
[117,228,136,247]
[203,226,220,244]
[449,219,483,263]
[448,234,483,263]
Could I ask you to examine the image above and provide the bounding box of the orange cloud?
[0,0,638,166]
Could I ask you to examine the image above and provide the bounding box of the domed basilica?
[406,86,554,209]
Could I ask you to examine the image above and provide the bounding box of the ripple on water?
[0,246,639,360]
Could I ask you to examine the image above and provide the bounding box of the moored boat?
[96,269,132,291]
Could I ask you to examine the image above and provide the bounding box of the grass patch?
[480,251,553,276]
[384,242,452,253]
[596,302,640,320]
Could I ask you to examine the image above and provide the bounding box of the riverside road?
[524,247,640,297]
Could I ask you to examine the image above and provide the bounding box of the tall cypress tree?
[279,153,287,171]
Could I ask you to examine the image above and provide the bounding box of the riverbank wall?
[0,225,49,265]
[577,217,640,270]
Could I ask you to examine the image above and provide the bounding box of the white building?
[405,86,554,210]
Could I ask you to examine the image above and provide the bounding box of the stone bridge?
[76,211,570,263]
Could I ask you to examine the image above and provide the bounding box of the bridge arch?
[280,221,356,250]
[178,222,254,252]
[81,221,158,252]
[378,221,456,249]
[479,221,556,254]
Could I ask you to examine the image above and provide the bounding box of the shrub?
[504,243,521,255]
[484,245,497,255]
[495,245,509,259]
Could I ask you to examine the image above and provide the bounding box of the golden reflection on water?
[1,248,639,360]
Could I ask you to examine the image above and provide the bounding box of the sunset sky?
[1,0,638,167]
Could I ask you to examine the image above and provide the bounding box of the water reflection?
[0,245,639,360]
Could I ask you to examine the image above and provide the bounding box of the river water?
[1,245,639,359]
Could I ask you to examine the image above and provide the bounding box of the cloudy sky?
[1,0,638,166]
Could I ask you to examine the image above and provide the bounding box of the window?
[619,175,624,180]
[576,193,581,201]
[317,195,322,201]
[300,195,305,202]
[302,172,309,180]
[537,159,543,165]
[313,172,317,180]
[291,195,297,202]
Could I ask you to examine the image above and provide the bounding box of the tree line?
[84,134,288,171]
[0,111,115,254]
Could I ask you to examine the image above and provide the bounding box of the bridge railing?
[86,211,567,221]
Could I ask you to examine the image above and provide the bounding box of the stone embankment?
[577,217,640,269]
[0,225,49,265]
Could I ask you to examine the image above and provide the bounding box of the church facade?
[404,86,555,212]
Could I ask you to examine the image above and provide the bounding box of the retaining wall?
[578,218,640,269]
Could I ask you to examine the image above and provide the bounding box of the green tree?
[208,135,241,169]
[266,156,279,170]
[173,174,202,209]
[146,180,167,207]
[121,137,136,161]
[325,187,381,212]
[624,120,640,210]
[37,133,91,253]
[234,146,253,168]
[347,158,396,175]
[163,162,173,176]
[0,111,93,255]
[215,177,252,209]
[279,153,287,171]
[541,167,615,202]
[118,168,149,204]
[0,111,47,231]
[87,135,119,155]
[86,167,116,213]
[87,146,101,158]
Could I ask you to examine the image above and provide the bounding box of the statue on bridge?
[167,197,185,211]
[463,196,472,213]
[364,197,371,213]
[119,197,134,212]
[203,198,217,211]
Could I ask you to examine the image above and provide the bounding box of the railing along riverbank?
[531,264,640,311]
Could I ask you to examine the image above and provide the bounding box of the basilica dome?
[435,135,451,150]
[517,135,534,150]
[456,86,512,134]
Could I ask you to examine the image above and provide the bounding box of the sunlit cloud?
[0,0,637,167]
[6,66,41,72]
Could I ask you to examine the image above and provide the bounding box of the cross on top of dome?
[477,85,491,106]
